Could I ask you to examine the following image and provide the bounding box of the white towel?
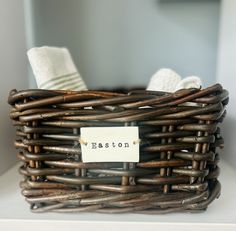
[175,76,202,91]
[147,69,202,93]
[146,68,181,92]
[27,46,87,91]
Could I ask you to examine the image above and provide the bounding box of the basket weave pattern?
[8,84,228,213]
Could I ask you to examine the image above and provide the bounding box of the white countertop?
[0,161,235,231]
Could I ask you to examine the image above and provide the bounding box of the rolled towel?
[27,46,87,91]
[175,76,202,91]
[146,68,181,92]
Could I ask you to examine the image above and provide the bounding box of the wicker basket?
[8,83,229,214]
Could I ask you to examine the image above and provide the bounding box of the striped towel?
[27,46,87,91]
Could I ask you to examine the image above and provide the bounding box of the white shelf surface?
[0,161,236,231]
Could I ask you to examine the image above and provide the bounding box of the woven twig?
[8,84,228,213]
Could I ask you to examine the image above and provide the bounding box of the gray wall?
[217,0,236,167]
[26,0,220,89]
[0,0,28,175]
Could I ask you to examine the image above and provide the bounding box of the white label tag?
[80,127,139,163]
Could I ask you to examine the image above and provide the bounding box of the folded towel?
[175,76,202,91]
[27,46,87,91]
[146,68,181,92]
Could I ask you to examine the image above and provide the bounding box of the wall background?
[0,0,28,175]
[26,0,220,89]
[217,0,236,167]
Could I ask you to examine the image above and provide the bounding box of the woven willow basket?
[8,83,228,214]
